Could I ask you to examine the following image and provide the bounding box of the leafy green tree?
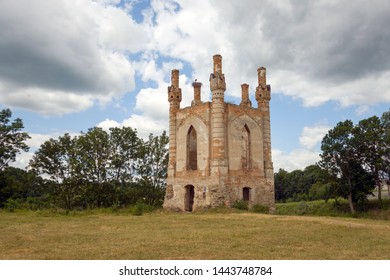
[319,120,358,214]
[137,131,169,205]
[0,108,30,171]
[77,127,110,186]
[76,127,112,207]
[274,168,289,201]
[29,126,170,209]
[109,126,140,184]
[0,167,47,208]
[29,133,80,211]
[353,116,389,203]
[380,108,390,194]
[319,120,379,214]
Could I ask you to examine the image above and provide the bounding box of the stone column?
[167,69,182,177]
[210,54,227,176]
[255,67,273,180]
[240,83,252,107]
[192,80,202,106]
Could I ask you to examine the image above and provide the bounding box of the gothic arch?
[187,125,197,170]
[176,116,209,172]
[228,114,263,171]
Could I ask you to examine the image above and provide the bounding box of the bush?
[232,200,248,210]
[297,201,310,215]
[131,202,144,216]
[251,204,269,214]
[4,198,21,212]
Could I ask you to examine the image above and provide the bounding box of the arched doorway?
[185,185,195,212]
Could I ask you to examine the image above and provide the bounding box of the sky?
[1,0,389,172]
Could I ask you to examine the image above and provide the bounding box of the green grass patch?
[1,210,390,260]
[275,199,390,220]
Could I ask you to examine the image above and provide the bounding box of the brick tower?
[163,55,274,212]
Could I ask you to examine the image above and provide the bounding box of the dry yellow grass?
[0,211,389,260]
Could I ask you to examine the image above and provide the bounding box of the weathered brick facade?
[163,55,274,212]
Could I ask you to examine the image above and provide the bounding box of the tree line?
[0,108,168,211]
[1,107,389,214]
[275,109,390,214]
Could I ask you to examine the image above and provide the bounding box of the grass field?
[1,210,390,260]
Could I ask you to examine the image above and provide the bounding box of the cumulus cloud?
[145,0,390,107]
[0,0,141,115]
[3,0,390,171]
[98,58,195,139]
[273,124,331,171]
[299,125,332,150]
[2,0,389,116]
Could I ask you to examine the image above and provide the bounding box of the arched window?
[241,124,250,169]
[187,126,197,170]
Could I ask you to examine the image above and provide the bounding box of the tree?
[353,116,389,203]
[109,126,140,185]
[0,108,30,171]
[76,127,112,207]
[137,131,169,205]
[319,120,377,214]
[29,133,80,211]
[380,108,390,195]
[0,167,46,208]
[319,120,358,214]
[106,127,142,206]
[274,168,289,201]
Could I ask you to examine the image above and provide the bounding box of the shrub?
[131,202,144,216]
[251,204,269,214]
[297,201,310,215]
[4,198,21,212]
[232,200,248,210]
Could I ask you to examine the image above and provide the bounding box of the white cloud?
[0,0,141,115]
[273,124,331,171]
[3,0,388,117]
[272,148,320,172]
[299,125,332,150]
[97,53,198,139]
[144,0,390,108]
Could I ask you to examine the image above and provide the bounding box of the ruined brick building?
[163,55,274,212]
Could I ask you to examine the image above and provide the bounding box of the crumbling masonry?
[163,55,275,212]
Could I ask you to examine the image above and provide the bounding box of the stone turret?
[240,83,252,107]
[167,69,182,177]
[191,80,202,106]
[210,54,227,176]
[255,67,273,181]
[255,67,271,107]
